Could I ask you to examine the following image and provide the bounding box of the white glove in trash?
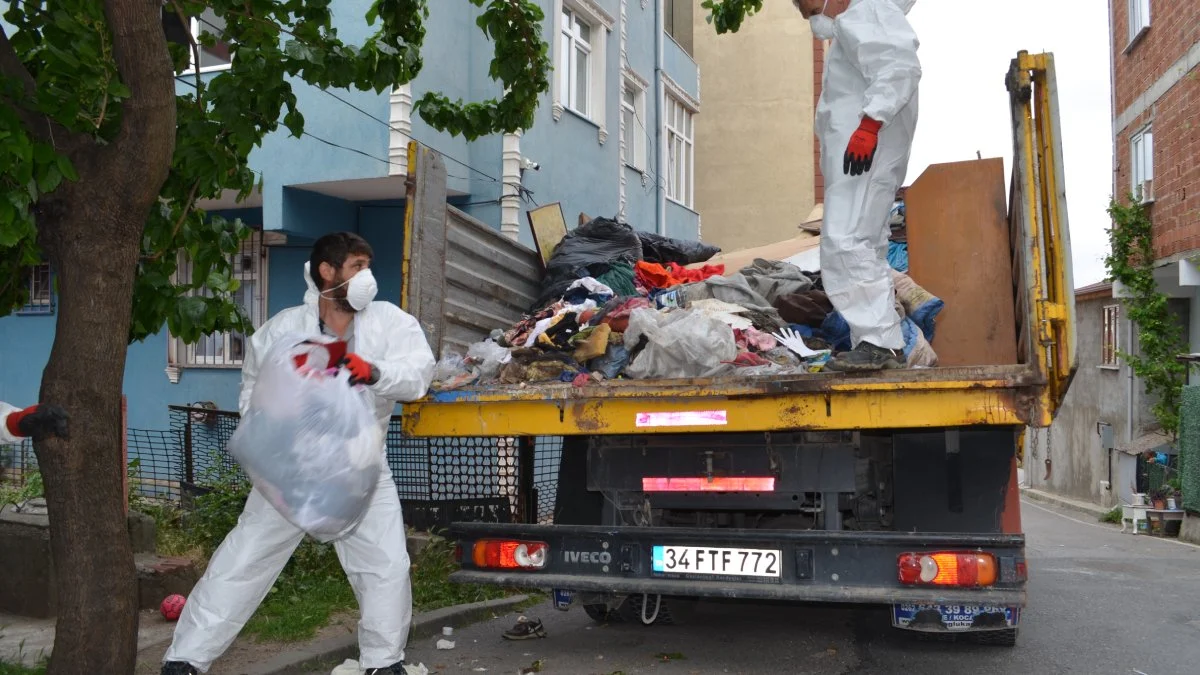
[228,332,383,543]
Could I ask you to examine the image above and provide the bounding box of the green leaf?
[56,154,79,182]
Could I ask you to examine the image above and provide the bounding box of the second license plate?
[652,546,782,578]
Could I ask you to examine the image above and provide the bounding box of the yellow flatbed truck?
[396,52,1075,645]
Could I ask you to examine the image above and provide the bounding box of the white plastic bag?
[229,333,383,543]
[623,308,738,379]
[466,339,511,380]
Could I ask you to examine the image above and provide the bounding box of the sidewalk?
[1,608,179,668]
[1020,486,1110,520]
[4,595,530,673]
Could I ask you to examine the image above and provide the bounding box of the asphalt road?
[394,499,1200,675]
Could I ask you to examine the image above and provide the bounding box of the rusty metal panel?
[403,142,541,359]
[441,206,541,356]
[401,385,1031,437]
[906,158,1019,367]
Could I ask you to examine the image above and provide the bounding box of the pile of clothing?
[430,215,945,390]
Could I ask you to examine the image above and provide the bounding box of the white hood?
[302,261,321,306]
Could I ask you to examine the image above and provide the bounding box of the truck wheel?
[583,603,623,624]
[972,628,1018,647]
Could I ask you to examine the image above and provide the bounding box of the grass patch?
[411,535,511,613]
[142,475,524,644]
[1100,506,1123,524]
[0,650,47,675]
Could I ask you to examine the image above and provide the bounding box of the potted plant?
[1165,478,1182,510]
[1148,485,1170,510]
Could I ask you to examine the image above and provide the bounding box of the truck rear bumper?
[450,523,1027,607]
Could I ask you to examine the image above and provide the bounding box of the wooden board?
[906,158,1019,366]
[527,203,568,270]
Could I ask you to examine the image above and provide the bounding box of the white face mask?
[322,268,378,311]
[810,0,836,39]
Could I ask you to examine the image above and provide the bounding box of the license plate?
[552,589,574,611]
[652,546,782,578]
[892,603,1020,631]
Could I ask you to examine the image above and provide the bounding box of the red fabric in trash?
[634,261,725,289]
[599,297,653,333]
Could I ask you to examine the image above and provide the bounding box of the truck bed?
[399,53,1075,438]
[402,363,1044,436]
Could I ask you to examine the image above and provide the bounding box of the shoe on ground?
[161,662,199,675]
[825,342,904,372]
[502,615,547,640]
[364,663,407,675]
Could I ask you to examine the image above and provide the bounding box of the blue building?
[0,0,701,433]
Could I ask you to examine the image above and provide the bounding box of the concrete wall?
[1027,295,1132,507]
[1029,294,1191,508]
[691,2,816,252]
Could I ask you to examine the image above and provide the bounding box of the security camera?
[521,158,541,172]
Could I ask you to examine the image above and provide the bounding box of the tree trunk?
[36,214,144,673]
[31,1,179,671]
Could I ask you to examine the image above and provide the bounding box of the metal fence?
[2,407,563,529]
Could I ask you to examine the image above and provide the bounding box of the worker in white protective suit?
[162,232,436,675]
[794,0,920,371]
[0,401,69,444]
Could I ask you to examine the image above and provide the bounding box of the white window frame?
[166,231,267,380]
[1130,125,1154,203]
[560,8,593,117]
[1127,0,1150,47]
[181,8,233,75]
[1101,304,1120,368]
[664,91,696,209]
[551,0,613,143]
[16,263,54,316]
[622,75,647,172]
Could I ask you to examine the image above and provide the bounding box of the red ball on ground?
[161,594,186,621]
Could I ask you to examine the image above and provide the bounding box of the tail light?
[472,540,549,570]
[642,477,776,492]
[898,551,997,587]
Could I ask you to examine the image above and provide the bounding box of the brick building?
[1110,0,1199,260]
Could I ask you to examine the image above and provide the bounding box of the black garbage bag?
[533,217,643,311]
[637,231,721,266]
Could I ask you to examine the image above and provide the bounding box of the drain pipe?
[655,0,666,235]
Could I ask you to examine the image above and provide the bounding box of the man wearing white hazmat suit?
[163,232,436,675]
[794,0,920,371]
[0,401,68,444]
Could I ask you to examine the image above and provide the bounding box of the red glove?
[339,353,380,386]
[292,340,348,371]
[844,116,882,176]
[6,404,70,441]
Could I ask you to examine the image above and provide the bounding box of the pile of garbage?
[431,213,944,390]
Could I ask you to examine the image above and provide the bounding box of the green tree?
[0,1,548,672]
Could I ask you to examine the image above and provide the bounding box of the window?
[168,231,266,373]
[168,7,233,73]
[16,264,54,316]
[560,8,593,117]
[663,0,695,56]
[622,78,647,171]
[1131,125,1154,202]
[1102,305,1120,367]
[1127,0,1150,45]
[665,94,695,208]
[551,0,612,136]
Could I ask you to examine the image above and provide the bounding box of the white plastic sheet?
[624,308,738,379]
[229,333,383,543]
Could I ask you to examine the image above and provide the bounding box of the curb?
[1020,487,1110,520]
[244,594,531,675]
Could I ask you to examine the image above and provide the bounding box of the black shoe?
[825,342,904,372]
[502,616,547,640]
[364,663,406,675]
[161,662,199,675]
